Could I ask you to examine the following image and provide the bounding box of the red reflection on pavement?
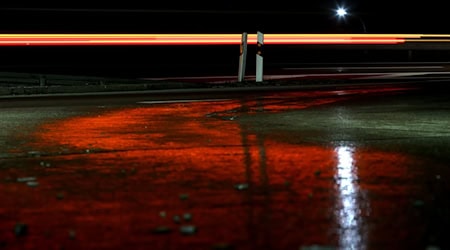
[0,137,421,250]
[0,89,433,250]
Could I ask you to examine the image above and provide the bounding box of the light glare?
[336,7,348,17]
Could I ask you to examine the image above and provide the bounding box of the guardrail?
[0,72,198,96]
[0,72,156,86]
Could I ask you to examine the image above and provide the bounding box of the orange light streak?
[1,33,450,46]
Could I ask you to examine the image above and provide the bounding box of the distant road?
[141,61,450,84]
[1,44,450,80]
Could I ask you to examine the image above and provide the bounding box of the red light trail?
[1,33,449,46]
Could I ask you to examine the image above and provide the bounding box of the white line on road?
[282,66,444,70]
[137,99,231,104]
[358,71,450,79]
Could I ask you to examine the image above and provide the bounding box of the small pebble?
[28,151,41,157]
[56,192,65,200]
[180,225,197,235]
[173,215,181,224]
[14,223,28,237]
[234,183,249,190]
[413,200,425,207]
[26,181,39,187]
[212,242,234,250]
[17,177,36,183]
[40,161,51,167]
[300,245,336,250]
[179,193,189,200]
[68,230,76,239]
[183,213,192,221]
[152,226,171,234]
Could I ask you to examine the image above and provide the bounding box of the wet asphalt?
[0,81,449,250]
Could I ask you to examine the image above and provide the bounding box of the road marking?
[282,66,444,70]
[137,99,231,104]
[358,71,450,79]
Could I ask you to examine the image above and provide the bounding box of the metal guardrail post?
[238,32,248,82]
[256,31,264,82]
[39,75,46,86]
[408,50,413,61]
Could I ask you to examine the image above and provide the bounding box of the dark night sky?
[0,1,448,34]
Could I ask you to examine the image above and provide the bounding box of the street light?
[336,7,348,17]
[334,6,367,33]
[334,6,369,59]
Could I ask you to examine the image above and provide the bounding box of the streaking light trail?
[0,34,450,46]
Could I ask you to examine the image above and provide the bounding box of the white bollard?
[255,31,264,82]
[238,32,248,82]
[39,75,46,87]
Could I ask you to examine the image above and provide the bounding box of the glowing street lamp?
[334,6,367,33]
[336,7,348,17]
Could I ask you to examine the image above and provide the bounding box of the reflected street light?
[334,6,367,33]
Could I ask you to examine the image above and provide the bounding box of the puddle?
[0,86,447,250]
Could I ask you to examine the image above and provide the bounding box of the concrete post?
[255,31,264,82]
[408,50,413,61]
[39,75,46,87]
[238,32,248,82]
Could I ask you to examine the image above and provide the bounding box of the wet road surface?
[0,82,449,250]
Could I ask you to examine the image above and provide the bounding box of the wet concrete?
[0,83,449,250]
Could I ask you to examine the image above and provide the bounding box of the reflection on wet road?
[335,146,365,250]
[0,84,448,250]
